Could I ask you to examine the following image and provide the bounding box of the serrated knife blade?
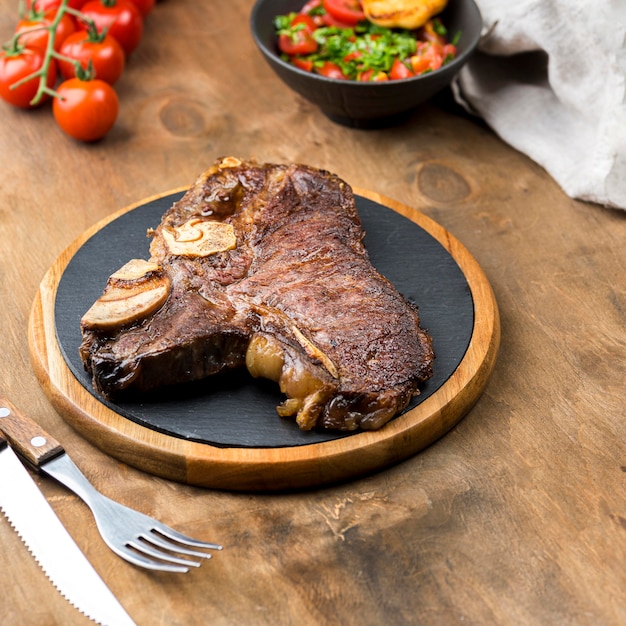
[0,431,136,626]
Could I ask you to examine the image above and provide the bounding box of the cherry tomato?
[291,14,318,32]
[320,11,356,28]
[53,77,119,141]
[26,0,89,10]
[126,0,155,17]
[300,0,326,26]
[322,0,365,26]
[15,11,76,53]
[0,46,57,108]
[358,68,388,81]
[58,30,125,84]
[278,14,318,56]
[279,31,318,56]
[315,61,348,79]
[410,42,444,75]
[291,57,314,72]
[79,0,144,56]
[389,58,414,80]
[442,43,457,60]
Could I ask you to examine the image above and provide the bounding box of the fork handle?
[0,397,65,470]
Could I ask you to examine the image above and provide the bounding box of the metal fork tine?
[127,539,202,570]
[113,543,191,574]
[154,525,223,551]
[27,452,222,572]
[143,531,214,559]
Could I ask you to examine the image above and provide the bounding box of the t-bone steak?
[79,157,434,431]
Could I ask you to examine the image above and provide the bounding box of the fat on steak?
[79,157,434,431]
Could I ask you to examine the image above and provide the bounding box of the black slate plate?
[54,193,474,449]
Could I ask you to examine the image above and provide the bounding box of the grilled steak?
[79,157,434,431]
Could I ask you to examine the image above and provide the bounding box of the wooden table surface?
[1,1,624,624]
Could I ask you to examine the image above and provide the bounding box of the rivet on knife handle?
[0,397,64,469]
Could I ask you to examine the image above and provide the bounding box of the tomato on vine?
[26,0,89,11]
[58,27,125,84]
[15,10,76,53]
[79,0,144,56]
[53,77,119,141]
[0,45,57,108]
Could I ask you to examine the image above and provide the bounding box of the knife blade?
[0,411,136,626]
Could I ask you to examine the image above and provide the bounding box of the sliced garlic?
[81,259,171,331]
[162,219,236,257]
[218,156,243,169]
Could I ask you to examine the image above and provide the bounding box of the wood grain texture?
[28,187,499,490]
[0,0,624,624]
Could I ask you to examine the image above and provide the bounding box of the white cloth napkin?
[453,0,626,210]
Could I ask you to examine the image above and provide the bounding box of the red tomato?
[410,42,444,75]
[316,61,348,79]
[322,0,365,25]
[53,77,119,141]
[358,69,388,81]
[320,11,357,28]
[79,0,144,56]
[279,31,318,55]
[58,30,125,84]
[300,0,326,26]
[0,47,57,108]
[389,58,414,80]
[442,43,457,60]
[343,50,362,62]
[278,14,318,56]
[126,0,155,17]
[15,11,76,53]
[358,70,389,83]
[27,0,89,10]
[291,14,317,33]
[291,57,313,72]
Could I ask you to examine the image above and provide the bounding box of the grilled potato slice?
[361,0,448,30]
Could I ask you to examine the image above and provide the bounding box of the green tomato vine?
[3,0,100,105]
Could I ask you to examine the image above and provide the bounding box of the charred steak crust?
[79,158,434,431]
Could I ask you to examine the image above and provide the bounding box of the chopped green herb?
[275,5,459,82]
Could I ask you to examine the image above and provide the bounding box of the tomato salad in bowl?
[251,0,482,127]
[274,0,459,82]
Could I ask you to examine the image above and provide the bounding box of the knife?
[0,409,137,626]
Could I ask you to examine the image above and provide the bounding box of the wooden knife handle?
[0,397,64,469]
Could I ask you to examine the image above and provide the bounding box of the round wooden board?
[28,188,500,491]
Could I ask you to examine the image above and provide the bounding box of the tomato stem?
[3,0,100,104]
[65,5,109,43]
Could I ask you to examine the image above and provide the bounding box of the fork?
[0,397,222,573]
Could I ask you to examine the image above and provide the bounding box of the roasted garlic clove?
[161,219,237,257]
[81,259,171,331]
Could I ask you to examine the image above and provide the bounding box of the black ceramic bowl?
[250,0,482,128]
